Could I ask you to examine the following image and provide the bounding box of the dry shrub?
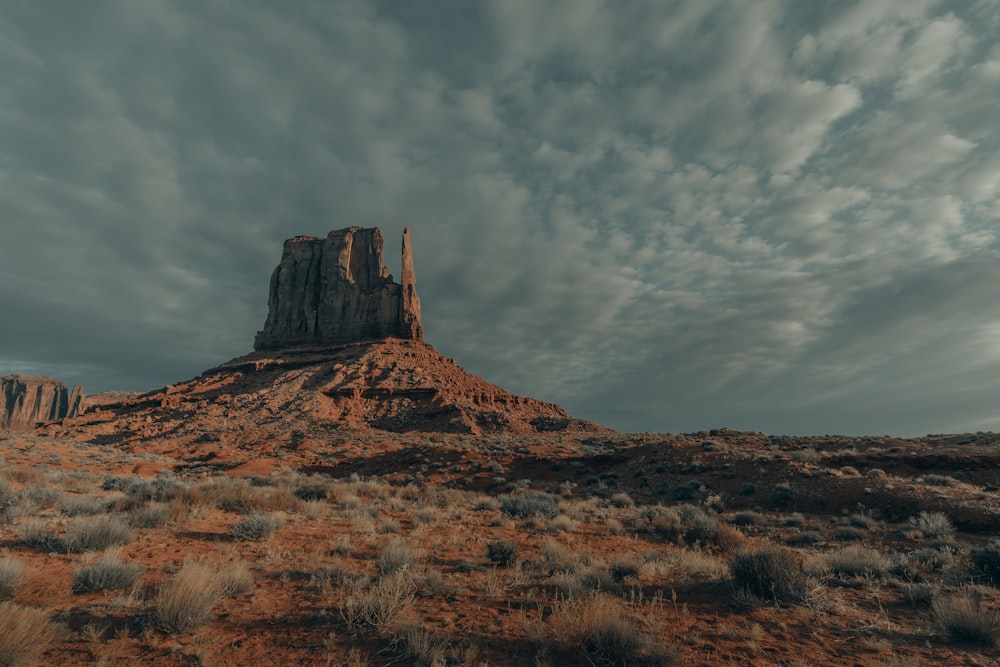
[501,492,559,519]
[0,602,66,667]
[486,540,518,567]
[547,514,577,533]
[971,540,1000,586]
[907,512,954,538]
[15,520,53,549]
[231,512,285,541]
[377,538,416,577]
[128,502,172,528]
[72,547,142,593]
[932,593,1000,645]
[340,573,415,632]
[0,557,25,600]
[153,560,246,633]
[64,515,134,552]
[545,594,674,665]
[729,547,807,603]
[825,546,888,578]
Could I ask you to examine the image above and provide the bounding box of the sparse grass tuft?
[907,512,954,538]
[154,562,223,633]
[0,602,66,667]
[729,547,807,602]
[72,547,142,593]
[486,540,518,567]
[0,557,25,600]
[971,540,1000,586]
[377,538,416,577]
[932,593,1000,645]
[231,512,285,541]
[824,545,888,578]
[546,593,674,665]
[500,492,559,519]
[64,515,134,552]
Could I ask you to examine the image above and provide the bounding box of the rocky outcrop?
[254,227,422,350]
[1,375,83,431]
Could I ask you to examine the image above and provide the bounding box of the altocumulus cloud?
[1,0,998,436]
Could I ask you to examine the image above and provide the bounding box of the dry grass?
[72,547,142,593]
[0,602,66,667]
[340,572,415,632]
[64,515,134,552]
[0,557,26,601]
[154,561,225,633]
[824,546,888,578]
[729,547,807,602]
[377,538,416,576]
[231,511,285,541]
[932,593,1000,645]
[545,594,674,665]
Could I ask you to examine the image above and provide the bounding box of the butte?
[44,227,607,465]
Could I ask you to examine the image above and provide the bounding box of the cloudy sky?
[2,1,999,436]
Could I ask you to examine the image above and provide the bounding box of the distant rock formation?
[254,227,422,350]
[1,375,83,431]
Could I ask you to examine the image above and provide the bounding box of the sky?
[2,0,999,437]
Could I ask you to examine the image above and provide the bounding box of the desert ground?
[2,422,999,666]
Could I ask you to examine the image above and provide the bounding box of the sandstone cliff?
[254,227,422,350]
[1,374,83,431]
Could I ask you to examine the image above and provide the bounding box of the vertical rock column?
[254,227,424,349]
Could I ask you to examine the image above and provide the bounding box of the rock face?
[1,375,83,431]
[254,227,422,350]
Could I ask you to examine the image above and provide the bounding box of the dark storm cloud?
[1,0,998,435]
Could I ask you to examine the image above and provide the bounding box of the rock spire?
[254,227,423,350]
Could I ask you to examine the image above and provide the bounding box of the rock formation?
[254,227,422,350]
[1,374,83,431]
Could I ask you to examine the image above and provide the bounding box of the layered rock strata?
[254,227,422,350]
[1,375,83,431]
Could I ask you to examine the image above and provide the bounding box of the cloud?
[0,0,998,436]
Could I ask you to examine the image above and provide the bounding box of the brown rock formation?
[254,227,422,350]
[1,374,83,431]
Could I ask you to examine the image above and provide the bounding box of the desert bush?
[486,540,518,567]
[971,540,1000,586]
[610,559,640,582]
[500,492,559,519]
[129,501,172,528]
[154,562,223,633]
[377,538,416,576]
[932,593,1000,645]
[729,547,807,602]
[672,480,705,501]
[791,448,821,464]
[609,493,634,508]
[391,625,453,666]
[0,602,66,667]
[787,532,821,546]
[64,515,134,552]
[732,512,762,527]
[771,482,795,506]
[923,474,956,487]
[14,520,53,549]
[552,569,621,598]
[472,496,499,511]
[378,518,401,534]
[102,475,183,502]
[294,483,328,501]
[738,482,758,496]
[231,512,285,541]
[633,505,681,536]
[832,526,866,542]
[545,593,673,665]
[547,514,577,533]
[72,548,142,593]
[219,560,253,598]
[60,495,107,516]
[847,514,877,529]
[824,545,888,578]
[0,557,25,600]
[907,512,954,538]
[340,572,415,631]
